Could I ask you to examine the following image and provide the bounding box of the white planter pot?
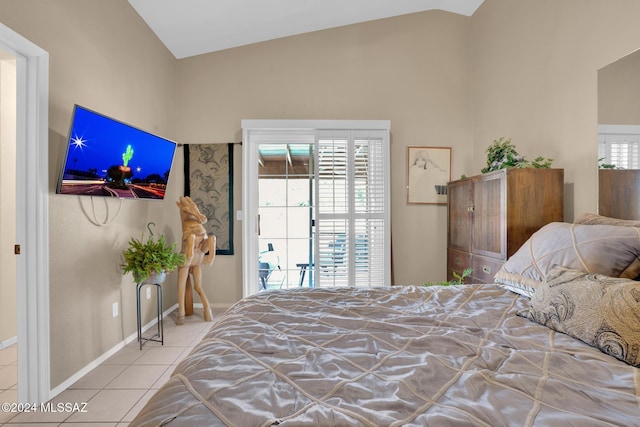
[138,270,167,285]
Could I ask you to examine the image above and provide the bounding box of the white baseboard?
[193,302,233,310]
[50,303,178,399]
[0,336,17,349]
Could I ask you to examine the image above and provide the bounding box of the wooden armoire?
[447,168,564,284]
[598,169,640,220]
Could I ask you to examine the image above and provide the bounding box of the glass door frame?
[257,141,315,290]
[242,120,390,297]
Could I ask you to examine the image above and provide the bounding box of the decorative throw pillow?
[493,222,640,298]
[518,266,640,367]
[574,213,640,279]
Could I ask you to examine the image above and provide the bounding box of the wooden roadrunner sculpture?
[176,196,216,325]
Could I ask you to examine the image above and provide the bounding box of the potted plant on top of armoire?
[481,137,553,173]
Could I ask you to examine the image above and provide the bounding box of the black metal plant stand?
[136,282,164,350]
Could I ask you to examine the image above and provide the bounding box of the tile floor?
[0,308,222,426]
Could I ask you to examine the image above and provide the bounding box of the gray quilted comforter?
[131,284,640,426]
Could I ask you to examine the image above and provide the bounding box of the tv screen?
[56,105,178,200]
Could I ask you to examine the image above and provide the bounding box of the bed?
[131,217,640,426]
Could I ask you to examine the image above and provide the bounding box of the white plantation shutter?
[315,129,389,287]
[598,125,640,169]
[355,133,387,285]
[317,133,350,286]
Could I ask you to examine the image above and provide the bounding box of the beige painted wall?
[471,0,640,221]
[0,0,180,388]
[175,11,474,293]
[599,49,640,125]
[0,55,17,345]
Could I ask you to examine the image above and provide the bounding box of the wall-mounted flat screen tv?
[56,105,178,200]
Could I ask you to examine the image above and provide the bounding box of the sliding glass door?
[242,120,390,297]
[257,143,315,289]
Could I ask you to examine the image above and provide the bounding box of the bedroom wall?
[471,0,640,220]
[598,48,640,125]
[0,0,180,388]
[174,10,475,295]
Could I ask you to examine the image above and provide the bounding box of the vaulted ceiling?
[128,0,485,59]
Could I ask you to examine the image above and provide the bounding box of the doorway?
[0,22,50,404]
[242,120,391,297]
[0,47,17,400]
[258,143,315,289]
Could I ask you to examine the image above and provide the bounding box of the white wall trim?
[241,119,390,131]
[0,22,50,404]
[598,124,640,134]
[0,336,17,350]
[193,302,233,309]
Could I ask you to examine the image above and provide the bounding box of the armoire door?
[471,172,506,259]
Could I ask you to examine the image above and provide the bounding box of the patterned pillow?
[518,266,640,367]
[493,222,640,298]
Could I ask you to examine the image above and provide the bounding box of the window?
[599,125,640,169]
[242,120,390,296]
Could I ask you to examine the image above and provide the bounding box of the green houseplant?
[121,222,186,283]
[598,157,618,169]
[481,137,553,173]
[423,268,473,287]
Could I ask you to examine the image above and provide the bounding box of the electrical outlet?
[146,287,151,300]
[112,302,118,318]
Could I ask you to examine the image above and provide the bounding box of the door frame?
[241,120,390,297]
[0,22,50,404]
[241,124,315,297]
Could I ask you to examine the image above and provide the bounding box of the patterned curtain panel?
[184,143,234,255]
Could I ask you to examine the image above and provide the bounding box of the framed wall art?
[406,146,451,204]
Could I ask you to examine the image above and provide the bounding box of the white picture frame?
[407,146,452,204]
